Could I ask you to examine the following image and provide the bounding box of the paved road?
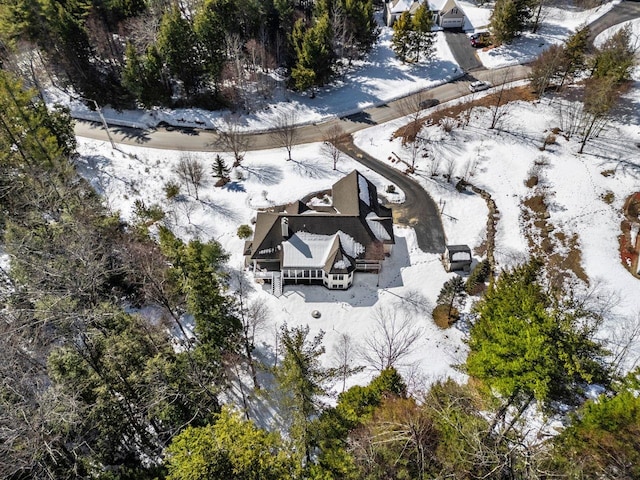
[75,63,530,256]
[444,30,484,71]
[74,64,531,152]
[587,0,640,48]
[337,138,446,254]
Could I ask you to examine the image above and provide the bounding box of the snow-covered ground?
[76,59,640,393]
[594,16,640,48]
[47,1,620,134]
[68,2,640,396]
[476,0,621,68]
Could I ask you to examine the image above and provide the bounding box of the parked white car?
[469,81,490,92]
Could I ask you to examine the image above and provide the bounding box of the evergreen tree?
[157,7,204,95]
[591,25,636,84]
[311,368,407,478]
[557,25,589,89]
[213,154,230,180]
[391,11,412,62]
[193,0,227,87]
[166,407,296,480]
[466,261,610,416]
[551,368,640,478]
[158,227,241,361]
[410,1,435,63]
[490,0,530,45]
[437,276,466,317]
[465,259,490,294]
[275,325,337,467]
[291,14,334,92]
[343,0,378,54]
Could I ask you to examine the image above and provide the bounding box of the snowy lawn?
[354,73,640,370]
[476,0,621,68]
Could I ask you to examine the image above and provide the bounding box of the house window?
[336,274,344,281]
[452,7,457,13]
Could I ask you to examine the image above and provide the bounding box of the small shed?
[444,244,472,272]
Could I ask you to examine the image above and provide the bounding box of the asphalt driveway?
[444,30,483,72]
[337,138,446,254]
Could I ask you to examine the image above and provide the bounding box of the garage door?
[442,18,463,28]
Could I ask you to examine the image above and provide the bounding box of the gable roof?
[431,0,463,15]
[246,171,394,264]
[332,170,391,218]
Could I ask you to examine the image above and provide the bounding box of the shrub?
[133,200,165,224]
[432,304,459,329]
[466,259,490,295]
[237,224,253,239]
[602,191,615,205]
[386,184,396,194]
[164,181,181,200]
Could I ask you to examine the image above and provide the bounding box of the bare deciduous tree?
[321,124,347,170]
[361,305,423,371]
[578,76,618,154]
[332,333,364,392]
[234,271,269,389]
[174,155,205,199]
[488,69,516,129]
[270,109,299,161]
[218,114,249,167]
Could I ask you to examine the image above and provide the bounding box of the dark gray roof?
[446,244,471,252]
[247,171,394,263]
[332,170,391,218]
[323,236,356,274]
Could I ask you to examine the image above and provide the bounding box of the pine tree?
[157,7,204,95]
[591,25,635,84]
[193,0,227,87]
[291,14,334,92]
[343,0,378,54]
[212,154,230,180]
[557,26,589,89]
[490,0,529,45]
[275,325,337,467]
[437,276,466,317]
[166,407,296,480]
[392,12,412,62]
[158,227,241,360]
[552,368,640,478]
[410,2,435,63]
[466,261,609,414]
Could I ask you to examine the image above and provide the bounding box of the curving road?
[337,138,446,254]
[74,64,531,256]
[587,0,640,48]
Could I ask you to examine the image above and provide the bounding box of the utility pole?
[92,100,116,150]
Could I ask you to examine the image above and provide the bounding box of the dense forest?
[0,0,377,109]
[1,66,639,478]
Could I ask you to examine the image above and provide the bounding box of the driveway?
[443,30,484,72]
[587,0,640,48]
[337,138,446,254]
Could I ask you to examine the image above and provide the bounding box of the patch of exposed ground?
[620,192,640,277]
[394,86,537,143]
[520,163,588,290]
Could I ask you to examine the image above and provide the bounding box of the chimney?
[281,217,289,238]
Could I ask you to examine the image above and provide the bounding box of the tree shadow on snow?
[240,164,284,186]
[224,181,246,192]
[199,197,242,222]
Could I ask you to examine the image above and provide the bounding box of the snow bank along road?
[73,64,531,151]
[74,64,530,255]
